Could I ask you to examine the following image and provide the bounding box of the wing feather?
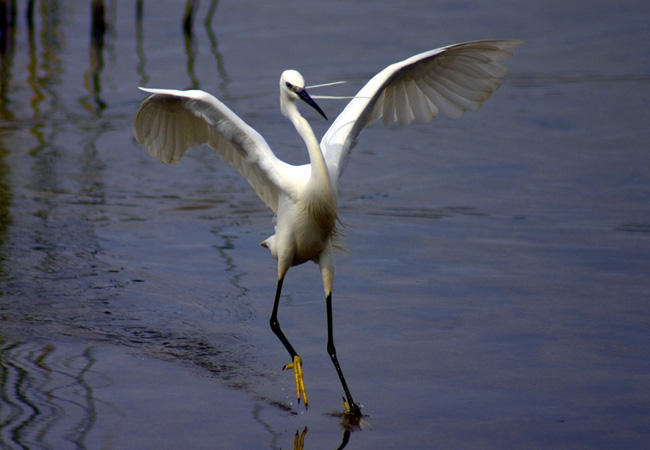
[408,80,436,123]
[320,39,521,181]
[133,88,293,212]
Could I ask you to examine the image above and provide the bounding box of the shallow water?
[1,0,649,448]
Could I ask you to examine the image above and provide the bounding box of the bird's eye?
[285,82,293,90]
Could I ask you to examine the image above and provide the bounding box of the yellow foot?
[343,398,362,418]
[283,355,308,408]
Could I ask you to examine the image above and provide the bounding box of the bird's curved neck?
[286,102,337,238]
[286,103,330,187]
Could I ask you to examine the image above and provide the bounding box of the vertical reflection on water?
[83,0,108,113]
[0,0,15,277]
[27,4,68,282]
[37,1,64,86]
[0,0,17,57]
[0,0,112,321]
[134,0,148,86]
[0,339,98,449]
[0,1,16,98]
[203,0,230,95]
[25,5,45,133]
[0,133,12,284]
[183,0,200,89]
[26,0,35,28]
[136,1,227,92]
[183,0,229,91]
[81,2,110,205]
[24,1,51,165]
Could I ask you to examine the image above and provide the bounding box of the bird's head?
[280,70,328,121]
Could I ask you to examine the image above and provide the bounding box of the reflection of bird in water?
[133,39,521,418]
[294,428,307,450]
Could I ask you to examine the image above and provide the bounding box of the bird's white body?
[133,40,521,416]
[263,71,338,285]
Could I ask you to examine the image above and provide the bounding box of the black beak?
[296,87,328,121]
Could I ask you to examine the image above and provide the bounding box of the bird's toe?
[283,355,308,408]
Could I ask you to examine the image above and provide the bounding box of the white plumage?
[133,39,521,417]
[320,40,520,182]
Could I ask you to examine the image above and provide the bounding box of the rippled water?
[1,0,649,448]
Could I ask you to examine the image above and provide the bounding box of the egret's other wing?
[321,39,521,180]
[134,88,293,212]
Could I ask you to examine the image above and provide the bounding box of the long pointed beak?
[296,88,328,121]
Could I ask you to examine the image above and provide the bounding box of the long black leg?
[326,292,362,417]
[270,276,307,407]
[269,277,298,359]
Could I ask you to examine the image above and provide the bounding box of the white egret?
[133,39,521,418]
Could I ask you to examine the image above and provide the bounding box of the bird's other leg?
[319,242,362,418]
[270,276,308,408]
[326,291,362,418]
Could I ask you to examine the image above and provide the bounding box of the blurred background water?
[0,0,649,448]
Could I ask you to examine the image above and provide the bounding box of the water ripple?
[0,340,100,449]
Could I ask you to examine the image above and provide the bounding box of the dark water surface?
[1,1,649,448]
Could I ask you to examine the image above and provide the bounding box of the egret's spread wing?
[134,88,293,212]
[320,39,522,180]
